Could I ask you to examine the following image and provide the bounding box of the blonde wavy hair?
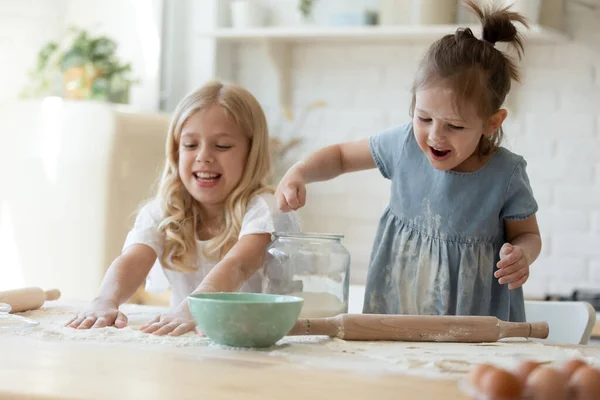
[156,80,271,273]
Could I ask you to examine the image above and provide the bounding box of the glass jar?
[262,232,351,318]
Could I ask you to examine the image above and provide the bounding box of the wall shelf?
[198,24,568,117]
[198,24,568,44]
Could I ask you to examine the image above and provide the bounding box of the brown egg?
[480,368,523,398]
[560,358,587,379]
[569,366,600,400]
[468,363,496,390]
[526,366,568,400]
[515,360,545,384]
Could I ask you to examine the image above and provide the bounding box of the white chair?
[525,300,596,345]
[348,284,366,314]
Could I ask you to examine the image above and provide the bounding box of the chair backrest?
[525,300,596,345]
[349,284,366,314]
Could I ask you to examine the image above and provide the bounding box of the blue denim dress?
[364,123,538,322]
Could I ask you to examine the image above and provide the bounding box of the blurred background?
[0,0,598,308]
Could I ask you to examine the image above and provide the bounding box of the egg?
[526,366,568,400]
[480,368,523,398]
[515,360,545,384]
[569,366,600,400]
[468,363,496,390]
[560,358,587,379]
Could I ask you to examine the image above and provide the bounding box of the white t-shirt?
[122,192,301,307]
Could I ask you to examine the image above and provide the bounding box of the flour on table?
[0,301,208,347]
[3,301,600,380]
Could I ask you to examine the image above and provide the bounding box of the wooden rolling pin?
[0,287,61,313]
[287,314,549,343]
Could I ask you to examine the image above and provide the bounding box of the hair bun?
[465,0,528,57]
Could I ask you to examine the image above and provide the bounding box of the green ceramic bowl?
[187,292,304,348]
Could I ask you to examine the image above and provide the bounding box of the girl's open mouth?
[429,146,451,160]
[193,172,221,188]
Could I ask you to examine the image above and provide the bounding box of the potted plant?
[298,0,317,23]
[21,27,137,104]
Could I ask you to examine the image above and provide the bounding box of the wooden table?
[2,302,599,400]
[0,335,465,400]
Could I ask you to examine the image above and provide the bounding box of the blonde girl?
[67,80,300,336]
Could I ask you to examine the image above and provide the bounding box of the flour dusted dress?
[364,123,538,322]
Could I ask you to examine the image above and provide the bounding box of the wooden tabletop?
[3,302,599,400]
[0,336,465,400]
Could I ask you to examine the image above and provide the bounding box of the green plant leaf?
[90,37,117,61]
[60,48,86,70]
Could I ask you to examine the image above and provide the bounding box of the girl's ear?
[483,109,508,136]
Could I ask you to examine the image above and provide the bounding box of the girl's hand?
[275,168,306,212]
[64,298,128,329]
[495,243,530,290]
[139,308,200,337]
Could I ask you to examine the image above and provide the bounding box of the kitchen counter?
[1,302,600,399]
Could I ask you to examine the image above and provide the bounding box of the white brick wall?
[234,0,600,297]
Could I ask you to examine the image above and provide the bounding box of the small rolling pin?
[287,314,549,343]
[0,287,61,313]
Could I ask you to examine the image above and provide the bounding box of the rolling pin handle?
[529,321,549,339]
[45,289,61,301]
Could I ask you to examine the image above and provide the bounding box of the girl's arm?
[294,138,376,183]
[276,138,375,211]
[496,216,542,290]
[193,233,272,294]
[65,244,156,329]
[92,244,157,305]
[140,233,272,336]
